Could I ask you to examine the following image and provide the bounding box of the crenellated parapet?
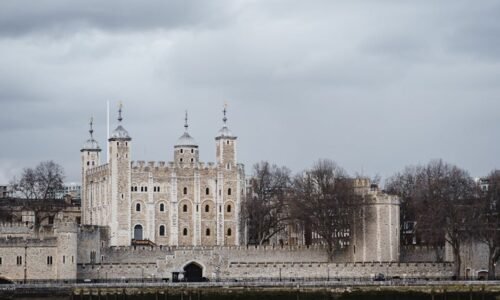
[86,164,109,176]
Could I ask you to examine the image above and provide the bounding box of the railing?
[2,276,498,287]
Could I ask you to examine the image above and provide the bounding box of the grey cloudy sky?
[1,0,500,184]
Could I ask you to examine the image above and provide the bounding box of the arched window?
[159,225,165,236]
[180,158,183,163]
[134,225,143,240]
[206,228,210,236]
[180,149,184,154]
[136,203,141,212]
[160,203,165,212]
[205,205,210,213]
[183,204,188,212]
[206,188,210,195]
[227,228,232,236]
[183,187,187,195]
[228,188,232,196]
[227,205,232,213]
[183,228,188,236]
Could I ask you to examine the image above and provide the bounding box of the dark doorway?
[0,277,13,284]
[183,262,203,282]
[134,224,143,240]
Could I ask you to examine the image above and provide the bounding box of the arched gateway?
[183,262,203,282]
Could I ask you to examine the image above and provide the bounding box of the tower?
[215,105,237,168]
[108,104,132,246]
[174,111,199,164]
[81,117,101,225]
[215,105,241,245]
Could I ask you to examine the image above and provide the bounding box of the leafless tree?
[10,161,65,200]
[475,170,500,279]
[386,160,478,277]
[243,161,292,245]
[290,159,361,261]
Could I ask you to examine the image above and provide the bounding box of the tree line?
[243,159,500,279]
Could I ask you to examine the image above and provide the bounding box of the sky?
[1,0,500,185]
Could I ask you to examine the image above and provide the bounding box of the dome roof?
[110,125,131,140]
[217,126,233,138]
[176,132,198,147]
[82,138,100,150]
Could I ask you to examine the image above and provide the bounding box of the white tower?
[81,118,101,225]
[108,104,132,246]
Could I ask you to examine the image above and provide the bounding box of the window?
[227,228,232,236]
[159,225,165,236]
[183,228,188,236]
[206,188,210,195]
[228,188,232,196]
[63,256,66,264]
[157,186,160,192]
[205,205,210,213]
[227,140,230,145]
[141,186,144,192]
[0,257,2,265]
[144,187,147,192]
[16,256,22,265]
[87,161,90,166]
[160,203,165,212]
[227,205,232,213]
[180,149,184,154]
[183,204,188,212]
[180,158,183,163]
[183,187,187,195]
[47,256,53,265]
[131,187,134,192]
[136,203,141,212]
[191,158,194,163]
[154,187,156,192]
[191,149,194,153]
[206,228,211,236]
[134,186,138,192]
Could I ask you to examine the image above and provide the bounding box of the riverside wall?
[77,245,454,281]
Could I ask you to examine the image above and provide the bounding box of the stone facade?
[81,108,245,247]
[77,245,455,281]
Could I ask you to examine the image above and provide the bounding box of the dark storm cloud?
[1,0,500,184]
[0,0,230,36]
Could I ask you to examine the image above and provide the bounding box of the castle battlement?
[87,164,109,175]
[0,222,33,228]
[0,236,58,247]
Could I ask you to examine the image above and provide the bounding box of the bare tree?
[10,161,65,200]
[243,161,291,245]
[386,160,478,277]
[476,170,500,279]
[290,159,360,261]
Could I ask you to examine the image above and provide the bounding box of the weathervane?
[118,101,123,122]
[184,110,189,131]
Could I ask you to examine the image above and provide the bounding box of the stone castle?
[0,106,494,283]
[81,105,244,247]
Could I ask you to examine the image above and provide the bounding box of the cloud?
[1,0,500,184]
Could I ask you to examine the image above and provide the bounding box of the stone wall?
[77,245,455,281]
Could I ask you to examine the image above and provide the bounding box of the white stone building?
[81,106,245,247]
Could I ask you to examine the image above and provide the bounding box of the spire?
[184,110,189,132]
[81,116,101,151]
[118,102,123,123]
[89,116,94,139]
[216,102,235,139]
[223,102,228,125]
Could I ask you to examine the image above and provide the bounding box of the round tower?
[174,111,199,165]
[108,103,132,246]
[81,117,101,225]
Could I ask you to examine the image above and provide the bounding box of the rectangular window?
[17,256,22,265]
[63,256,66,264]
[47,256,53,265]
[0,257,2,265]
